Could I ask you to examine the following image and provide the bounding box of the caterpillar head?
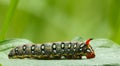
[8,48,17,59]
[84,38,95,59]
[8,46,23,59]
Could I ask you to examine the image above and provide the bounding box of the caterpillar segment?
[8,39,95,59]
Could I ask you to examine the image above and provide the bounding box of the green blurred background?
[0,0,120,44]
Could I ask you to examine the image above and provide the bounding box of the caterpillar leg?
[53,55,61,59]
[72,54,78,59]
[66,55,73,59]
[48,54,61,59]
[40,55,50,60]
[79,56,82,59]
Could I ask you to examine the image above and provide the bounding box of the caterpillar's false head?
[84,38,95,59]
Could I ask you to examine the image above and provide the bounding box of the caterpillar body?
[8,39,95,59]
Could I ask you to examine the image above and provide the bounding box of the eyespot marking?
[86,49,91,52]
[15,47,19,55]
[61,42,65,49]
[73,43,77,51]
[68,43,71,49]
[67,43,71,51]
[52,43,57,53]
[41,44,45,54]
[31,45,36,54]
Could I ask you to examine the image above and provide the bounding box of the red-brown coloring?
[86,52,95,59]
[85,38,93,45]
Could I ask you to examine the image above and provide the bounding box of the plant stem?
[0,0,19,41]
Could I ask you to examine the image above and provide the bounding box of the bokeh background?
[0,0,120,44]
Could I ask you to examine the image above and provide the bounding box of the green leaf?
[0,38,120,66]
[71,36,84,41]
[0,38,34,60]
[0,38,34,51]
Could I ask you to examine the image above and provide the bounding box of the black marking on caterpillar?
[8,39,95,59]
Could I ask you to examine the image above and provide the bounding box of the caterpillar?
[8,38,95,59]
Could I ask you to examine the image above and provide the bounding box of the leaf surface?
[0,38,120,66]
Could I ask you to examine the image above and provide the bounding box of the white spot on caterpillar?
[41,45,45,49]
[53,50,57,53]
[68,44,71,48]
[80,44,84,48]
[42,51,45,54]
[79,48,82,51]
[87,49,91,52]
[74,44,77,48]
[61,44,65,48]
[53,44,56,48]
